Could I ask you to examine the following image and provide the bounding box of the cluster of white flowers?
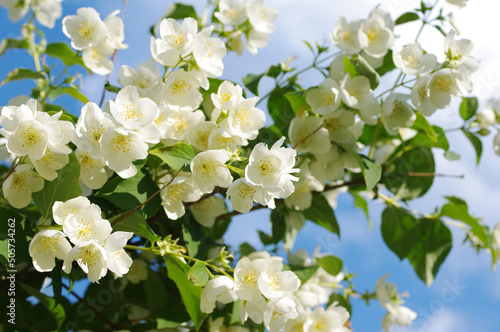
[62,7,127,74]
[214,0,277,55]
[0,0,62,28]
[376,275,417,332]
[28,196,133,282]
[0,98,75,208]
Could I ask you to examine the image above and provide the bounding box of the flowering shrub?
[0,0,499,331]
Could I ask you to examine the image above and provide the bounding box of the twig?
[111,165,185,226]
[292,124,324,149]
[0,157,24,188]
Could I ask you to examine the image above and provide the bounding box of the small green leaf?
[350,190,372,230]
[350,55,381,89]
[271,206,286,244]
[462,129,482,165]
[358,155,382,192]
[267,87,296,136]
[239,242,256,257]
[409,125,449,151]
[443,150,461,161]
[412,111,437,142]
[290,265,320,284]
[44,43,86,69]
[164,256,207,330]
[20,282,66,330]
[317,255,343,276]
[149,142,195,170]
[242,73,264,96]
[395,12,420,25]
[267,64,283,78]
[381,206,420,260]
[303,194,340,236]
[32,153,81,221]
[105,82,121,93]
[376,50,397,76]
[459,97,478,121]
[110,212,160,243]
[0,38,28,57]
[60,87,89,103]
[182,214,208,259]
[284,91,309,113]
[164,3,198,20]
[1,68,45,86]
[187,261,210,287]
[327,293,352,315]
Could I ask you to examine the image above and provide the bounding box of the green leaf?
[110,212,160,243]
[149,142,195,170]
[164,255,207,330]
[164,3,198,20]
[406,218,452,286]
[182,215,208,259]
[32,153,81,221]
[51,267,62,304]
[0,38,28,57]
[350,190,372,230]
[384,146,435,200]
[145,267,168,313]
[284,91,309,113]
[242,73,265,96]
[105,82,121,93]
[1,68,45,86]
[239,242,256,257]
[44,43,86,69]
[395,12,420,25]
[317,255,343,276]
[381,206,420,260]
[343,55,380,89]
[443,150,461,161]
[187,261,210,287]
[96,169,161,219]
[327,293,352,315]
[267,87,296,136]
[376,50,397,76]
[358,155,382,192]
[59,87,89,103]
[462,129,482,165]
[230,300,242,324]
[20,282,66,330]
[267,64,283,79]
[412,111,437,142]
[290,265,320,284]
[409,125,449,151]
[303,194,340,236]
[0,209,29,268]
[440,197,490,247]
[459,97,478,121]
[271,207,286,243]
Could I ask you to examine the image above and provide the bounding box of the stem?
[62,283,117,330]
[292,124,324,149]
[41,51,81,105]
[368,120,382,159]
[111,165,185,226]
[170,252,234,279]
[0,157,25,189]
[26,21,41,72]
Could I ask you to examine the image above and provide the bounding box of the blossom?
[330,16,362,55]
[247,0,277,34]
[0,0,30,22]
[104,231,133,277]
[162,107,205,141]
[200,276,238,313]
[151,17,197,67]
[444,29,480,73]
[190,149,232,193]
[234,257,270,301]
[119,60,162,98]
[103,10,127,50]
[76,149,108,189]
[306,78,341,115]
[62,7,108,50]
[193,26,227,78]
[63,204,112,245]
[227,97,266,140]
[262,296,299,332]
[189,195,226,227]
[359,10,394,58]
[2,164,44,209]
[427,69,462,109]
[214,0,249,26]
[52,196,91,225]
[410,75,437,116]
[29,229,72,272]
[322,109,357,144]
[340,74,377,109]
[393,42,437,75]
[303,306,349,332]
[246,29,270,55]
[289,116,331,155]
[63,241,108,283]
[226,178,259,213]
[258,260,300,300]
[31,147,69,181]
[34,0,63,28]
[188,121,219,151]
[208,127,246,150]
[163,69,203,110]
[476,108,496,129]
[81,41,115,75]
[159,172,201,220]
[381,93,416,135]
[212,81,243,111]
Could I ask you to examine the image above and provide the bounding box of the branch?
[111,165,185,226]
[0,157,24,188]
[292,124,324,149]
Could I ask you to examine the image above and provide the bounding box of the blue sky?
[1,0,499,331]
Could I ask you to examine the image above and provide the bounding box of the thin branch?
[112,165,185,226]
[62,283,117,330]
[0,157,24,188]
[292,124,324,149]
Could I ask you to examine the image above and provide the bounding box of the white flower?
[72,102,115,159]
[247,0,277,34]
[200,276,238,313]
[246,28,270,55]
[34,0,63,28]
[226,178,265,213]
[446,0,468,8]
[2,164,44,209]
[31,147,69,181]
[0,0,29,22]
[124,259,149,284]
[306,78,341,115]
[188,121,219,151]
[159,173,201,220]
[258,260,300,300]
[208,127,246,150]
[289,116,331,155]
[285,165,324,211]
[393,42,437,75]
[382,93,416,136]
[62,7,108,50]
[234,257,270,301]
[103,10,127,50]
[239,294,266,324]
[163,69,203,110]
[303,306,346,332]
[427,69,462,109]
[190,149,232,193]
[151,17,197,67]
[359,11,394,58]
[227,97,266,140]
[104,231,133,277]
[63,204,112,245]
[81,41,115,75]
[29,229,72,272]
[340,74,377,109]
[52,196,91,225]
[100,127,149,178]
[245,137,299,199]
[284,309,310,332]
[444,29,480,73]
[329,54,346,82]
[322,109,358,144]
[330,16,362,55]
[215,0,249,26]
[189,195,226,227]
[212,81,243,111]
[119,60,162,97]
[193,27,227,78]
[263,296,299,332]
[410,75,437,116]
[63,241,108,283]
[76,149,108,189]
[477,108,496,129]
[163,107,205,141]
